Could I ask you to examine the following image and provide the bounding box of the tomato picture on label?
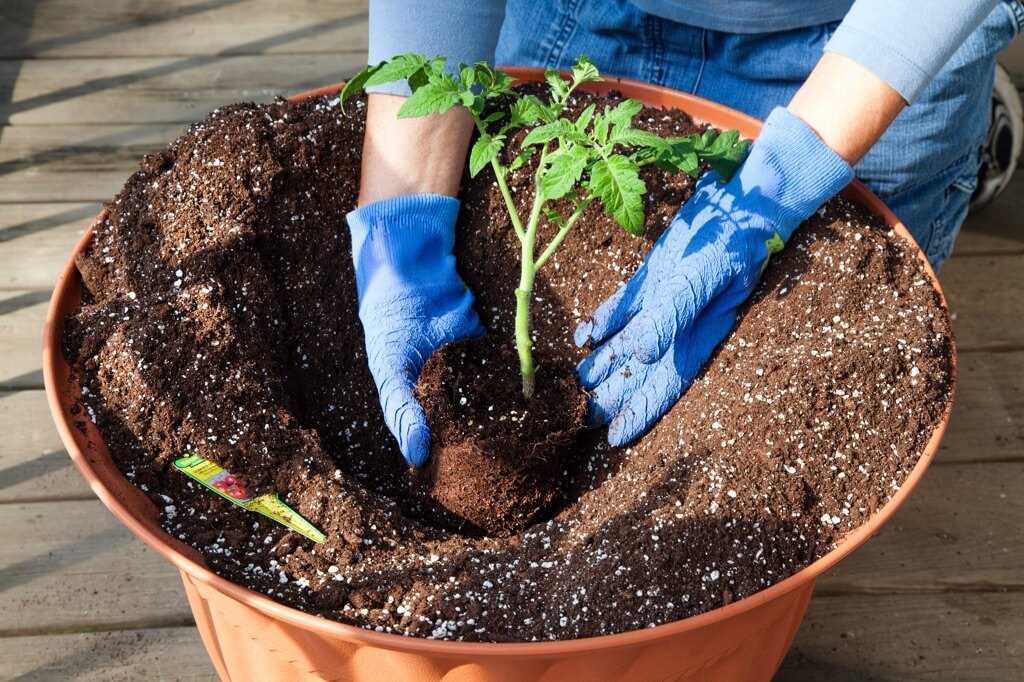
[212,474,249,500]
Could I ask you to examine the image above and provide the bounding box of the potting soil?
[62,90,954,641]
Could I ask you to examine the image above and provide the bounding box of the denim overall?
[496,0,1024,266]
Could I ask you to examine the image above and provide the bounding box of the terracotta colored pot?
[43,69,956,682]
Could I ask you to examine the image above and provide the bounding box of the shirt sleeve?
[367,0,507,96]
[825,0,999,103]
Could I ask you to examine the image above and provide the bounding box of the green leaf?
[521,119,584,147]
[459,64,476,88]
[475,63,514,95]
[527,95,557,123]
[483,111,506,124]
[660,149,700,176]
[650,137,698,174]
[707,129,739,154]
[641,129,749,179]
[764,231,785,257]
[571,55,601,86]
[605,99,643,130]
[575,104,596,133]
[339,63,380,111]
[507,96,544,129]
[364,53,429,87]
[543,207,567,228]
[594,113,610,145]
[397,76,461,118]
[472,62,496,88]
[469,133,505,177]
[540,145,590,200]
[689,129,749,181]
[426,56,447,75]
[664,136,697,153]
[590,154,646,235]
[707,139,750,180]
[545,69,570,102]
[610,127,667,150]
[492,71,516,94]
[509,146,536,171]
[407,67,430,93]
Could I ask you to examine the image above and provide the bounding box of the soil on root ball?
[61,88,955,642]
[413,339,587,536]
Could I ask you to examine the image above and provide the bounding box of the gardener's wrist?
[358,94,473,206]
[787,52,906,164]
[737,107,854,240]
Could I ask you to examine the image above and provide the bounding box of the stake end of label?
[173,455,325,544]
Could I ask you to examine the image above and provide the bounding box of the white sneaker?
[971,63,1023,210]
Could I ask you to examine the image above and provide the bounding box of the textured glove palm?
[348,194,483,467]
[575,107,854,447]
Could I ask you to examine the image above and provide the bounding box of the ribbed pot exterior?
[183,571,813,682]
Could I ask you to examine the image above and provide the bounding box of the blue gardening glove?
[575,107,854,447]
[348,194,484,467]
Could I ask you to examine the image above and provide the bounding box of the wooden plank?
[0,458,1016,678]
[818,463,1023,594]
[0,54,364,125]
[781,591,1024,681]
[0,290,47,389]
[940,351,1024,464]
[942,254,1024,351]
[0,348,1017,496]
[0,118,1020,212]
[0,0,367,59]
[0,500,192,635]
[0,124,181,203]
[955,174,1024,256]
[0,204,97,289]
[0,391,88,503]
[0,627,214,681]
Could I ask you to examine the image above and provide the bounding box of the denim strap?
[1003,0,1024,35]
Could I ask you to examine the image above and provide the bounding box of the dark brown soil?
[414,339,587,536]
[62,88,954,642]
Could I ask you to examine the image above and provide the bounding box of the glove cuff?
[739,107,855,240]
[347,193,461,300]
[347,193,460,240]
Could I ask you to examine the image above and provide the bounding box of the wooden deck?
[0,2,1021,680]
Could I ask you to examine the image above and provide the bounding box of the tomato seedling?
[342,55,748,398]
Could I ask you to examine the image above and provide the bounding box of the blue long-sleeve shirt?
[367,0,999,103]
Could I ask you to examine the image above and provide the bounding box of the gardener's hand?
[574,107,854,447]
[348,194,483,467]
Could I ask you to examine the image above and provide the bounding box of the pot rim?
[42,67,957,657]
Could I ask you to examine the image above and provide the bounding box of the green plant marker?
[765,232,785,257]
[761,231,786,274]
[173,455,326,544]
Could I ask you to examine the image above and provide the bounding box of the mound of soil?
[62,88,954,642]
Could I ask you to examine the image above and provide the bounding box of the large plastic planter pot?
[44,68,956,682]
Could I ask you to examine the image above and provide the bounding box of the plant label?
[174,455,326,543]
